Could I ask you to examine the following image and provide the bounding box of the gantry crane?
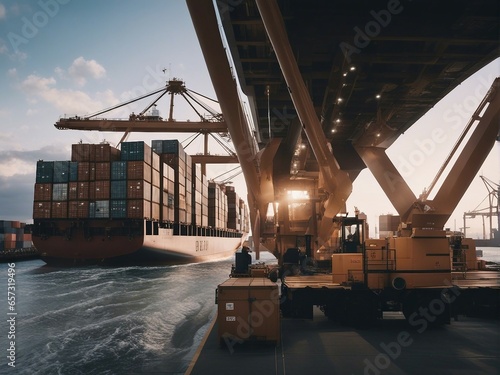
[55,79,238,175]
[464,176,500,241]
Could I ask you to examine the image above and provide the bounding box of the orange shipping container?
[51,202,68,218]
[152,152,160,171]
[162,205,170,221]
[152,202,160,220]
[33,201,51,218]
[4,233,15,241]
[152,186,160,203]
[72,143,91,162]
[68,182,78,200]
[91,144,121,162]
[34,183,52,201]
[127,200,151,219]
[152,169,160,187]
[4,241,16,250]
[95,162,111,180]
[77,182,90,200]
[11,221,21,228]
[90,181,110,200]
[68,201,89,218]
[127,161,152,183]
[127,180,151,200]
[78,162,95,181]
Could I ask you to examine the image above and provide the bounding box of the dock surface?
[186,309,500,375]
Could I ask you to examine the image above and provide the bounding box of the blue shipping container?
[111,180,127,199]
[89,200,109,218]
[52,183,68,201]
[110,200,127,218]
[69,162,78,181]
[121,141,151,162]
[111,161,127,180]
[36,161,54,183]
[53,161,70,183]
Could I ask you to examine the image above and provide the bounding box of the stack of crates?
[217,278,280,345]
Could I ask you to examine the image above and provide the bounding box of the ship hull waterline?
[33,219,246,266]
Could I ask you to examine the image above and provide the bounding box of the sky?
[0,0,498,239]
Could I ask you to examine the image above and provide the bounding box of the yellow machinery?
[279,213,497,326]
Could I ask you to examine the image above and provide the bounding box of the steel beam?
[186,0,264,258]
[355,146,417,221]
[191,155,238,164]
[255,0,352,247]
[430,78,500,216]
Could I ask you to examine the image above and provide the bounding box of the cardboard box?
[217,278,280,346]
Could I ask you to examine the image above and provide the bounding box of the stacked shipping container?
[0,220,32,251]
[192,163,209,227]
[208,182,228,229]
[152,139,188,223]
[33,141,249,233]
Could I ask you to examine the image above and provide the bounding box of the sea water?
[0,256,243,374]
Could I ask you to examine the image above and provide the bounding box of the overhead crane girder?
[54,119,228,133]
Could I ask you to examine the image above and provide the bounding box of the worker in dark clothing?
[242,246,252,267]
[235,246,252,273]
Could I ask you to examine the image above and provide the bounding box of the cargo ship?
[32,140,249,265]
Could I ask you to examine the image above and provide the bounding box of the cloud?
[0,145,69,176]
[0,4,6,19]
[68,56,106,86]
[20,73,119,115]
[0,145,75,221]
[0,173,35,222]
[21,74,56,91]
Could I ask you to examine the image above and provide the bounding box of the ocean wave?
[7,258,235,374]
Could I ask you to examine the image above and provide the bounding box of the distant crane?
[463,176,499,239]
